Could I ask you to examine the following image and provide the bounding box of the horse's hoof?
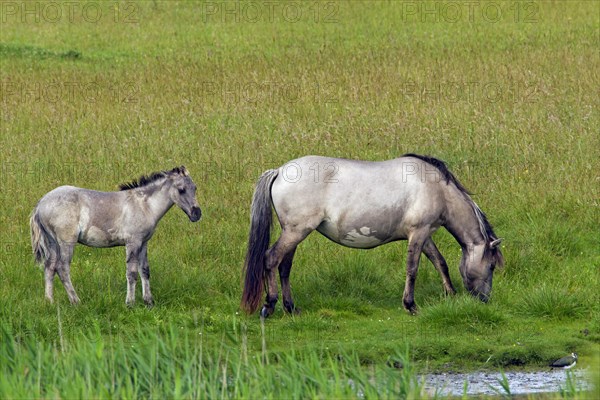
[291,307,301,315]
[403,301,418,315]
[260,306,272,319]
[283,302,299,315]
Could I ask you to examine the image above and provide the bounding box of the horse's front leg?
[403,230,429,315]
[139,242,154,307]
[422,238,456,296]
[125,242,142,306]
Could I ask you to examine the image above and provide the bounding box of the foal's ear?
[489,238,502,249]
[179,165,189,176]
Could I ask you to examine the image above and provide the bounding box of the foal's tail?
[241,169,279,314]
[29,205,55,265]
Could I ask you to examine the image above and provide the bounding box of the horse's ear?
[179,166,189,176]
[489,238,502,249]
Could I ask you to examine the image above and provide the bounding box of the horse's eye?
[178,188,186,194]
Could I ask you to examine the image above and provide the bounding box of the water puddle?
[422,369,592,397]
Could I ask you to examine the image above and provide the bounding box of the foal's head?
[461,239,503,302]
[167,166,202,222]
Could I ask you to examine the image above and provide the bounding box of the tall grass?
[0,322,424,399]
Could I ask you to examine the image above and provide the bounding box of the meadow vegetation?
[1,1,598,398]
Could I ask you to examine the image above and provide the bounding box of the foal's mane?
[403,153,503,263]
[119,166,188,191]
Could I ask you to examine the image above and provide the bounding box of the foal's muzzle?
[189,206,202,222]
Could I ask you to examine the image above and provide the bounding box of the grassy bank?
[1,322,597,399]
[1,0,599,397]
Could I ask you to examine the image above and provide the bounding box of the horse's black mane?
[403,153,471,194]
[402,153,500,250]
[119,166,186,191]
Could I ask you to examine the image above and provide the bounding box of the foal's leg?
[125,242,142,306]
[262,230,308,318]
[139,242,154,307]
[55,241,80,304]
[279,247,298,314]
[44,257,58,303]
[422,238,456,296]
[403,230,430,314]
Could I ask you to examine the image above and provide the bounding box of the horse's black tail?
[241,169,278,314]
[29,205,55,265]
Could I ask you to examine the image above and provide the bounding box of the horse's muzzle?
[469,289,490,303]
[190,207,202,222]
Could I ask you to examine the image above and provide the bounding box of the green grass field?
[1,1,599,398]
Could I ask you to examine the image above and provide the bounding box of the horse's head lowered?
[461,238,503,302]
[168,166,202,222]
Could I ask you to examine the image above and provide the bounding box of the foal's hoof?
[144,298,155,308]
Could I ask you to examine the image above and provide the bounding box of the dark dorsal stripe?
[119,166,187,191]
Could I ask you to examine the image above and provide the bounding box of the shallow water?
[422,369,591,397]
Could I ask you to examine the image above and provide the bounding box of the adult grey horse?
[30,166,201,306]
[241,154,503,317]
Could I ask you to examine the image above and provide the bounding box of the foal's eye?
[178,188,186,194]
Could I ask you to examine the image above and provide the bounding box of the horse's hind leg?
[422,238,456,296]
[55,241,80,304]
[279,247,298,314]
[262,230,308,318]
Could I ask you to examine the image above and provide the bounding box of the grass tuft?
[421,296,505,328]
[517,285,588,320]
